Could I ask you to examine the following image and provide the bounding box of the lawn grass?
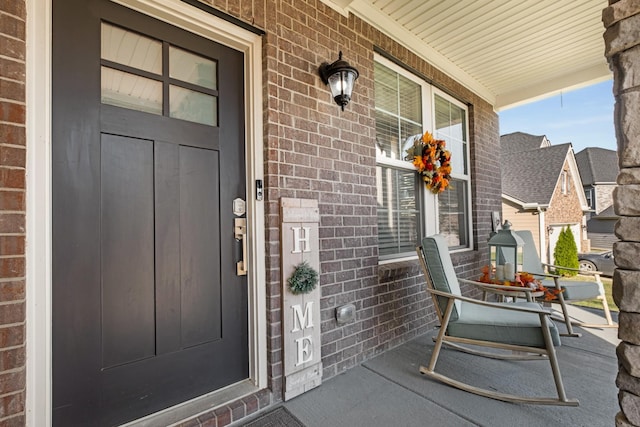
[566,275,618,312]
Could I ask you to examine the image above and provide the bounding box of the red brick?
[0,79,24,104]
[0,58,24,82]
[0,192,24,212]
[0,302,24,325]
[0,103,25,124]
[0,147,25,168]
[196,410,216,427]
[0,13,26,40]
[0,414,25,427]
[0,169,25,189]
[242,394,259,415]
[0,391,24,419]
[0,36,24,62]
[214,406,231,426]
[0,214,24,234]
[0,1,26,18]
[228,399,245,422]
[0,124,25,147]
[0,370,24,394]
[0,347,24,371]
[0,281,24,302]
[0,325,23,348]
[0,257,24,279]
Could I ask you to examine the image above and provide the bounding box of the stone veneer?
[603,1,640,425]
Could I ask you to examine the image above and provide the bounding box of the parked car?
[578,251,615,277]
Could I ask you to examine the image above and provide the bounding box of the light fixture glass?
[319,51,359,111]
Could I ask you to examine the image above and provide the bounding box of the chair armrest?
[459,278,536,294]
[426,288,552,315]
[542,262,603,277]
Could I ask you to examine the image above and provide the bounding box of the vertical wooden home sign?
[280,198,322,400]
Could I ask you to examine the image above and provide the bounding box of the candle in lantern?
[504,262,515,281]
[495,265,504,281]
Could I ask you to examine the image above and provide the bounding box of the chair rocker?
[416,235,579,406]
[514,230,616,337]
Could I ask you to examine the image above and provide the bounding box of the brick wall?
[6,0,501,425]
[256,0,500,395]
[545,160,588,252]
[0,1,26,426]
[180,1,501,425]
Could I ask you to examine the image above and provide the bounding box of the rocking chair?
[510,230,616,337]
[416,234,579,406]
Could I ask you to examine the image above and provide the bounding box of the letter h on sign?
[291,227,311,253]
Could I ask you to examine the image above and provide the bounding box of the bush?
[553,226,579,276]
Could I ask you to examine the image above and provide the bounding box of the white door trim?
[25,1,265,425]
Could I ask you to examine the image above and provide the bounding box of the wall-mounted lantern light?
[319,51,359,111]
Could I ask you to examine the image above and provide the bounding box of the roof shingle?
[575,147,619,185]
[500,133,572,205]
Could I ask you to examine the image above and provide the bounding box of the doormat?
[242,406,305,427]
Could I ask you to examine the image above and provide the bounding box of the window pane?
[375,62,422,161]
[401,120,423,159]
[374,62,398,114]
[434,94,468,175]
[377,166,420,256]
[376,110,399,159]
[169,85,217,126]
[438,178,468,248]
[101,66,162,114]
[434,95,449,132]
[169,46,217,90]
[101,23,162,74]
[449,103,466,140]
[399,75,421,122]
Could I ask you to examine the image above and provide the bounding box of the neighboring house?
[575,147,619,249]
[500,132,590,263]
[0,1,614,426]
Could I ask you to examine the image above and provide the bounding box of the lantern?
[487,220,524,281]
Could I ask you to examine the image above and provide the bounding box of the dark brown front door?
[52,1,248,425]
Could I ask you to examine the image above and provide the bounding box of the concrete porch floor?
[275,304,618,427]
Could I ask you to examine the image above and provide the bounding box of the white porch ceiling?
[332,0,611,110]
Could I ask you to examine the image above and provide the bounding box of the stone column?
[603,1,640,426]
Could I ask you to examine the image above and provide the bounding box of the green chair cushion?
[421,235,462,321]
[541,279,600,301]
[448,301,561,348]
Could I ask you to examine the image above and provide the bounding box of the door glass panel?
[170,85,217,126]
[170,46,217,90]
[101,66,163,114]
[101,22,162,74]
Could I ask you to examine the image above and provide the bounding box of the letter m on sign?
[291,302,313,332]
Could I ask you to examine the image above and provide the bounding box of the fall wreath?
[405,131,452,194]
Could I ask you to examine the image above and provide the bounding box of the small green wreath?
[288,261,318,295]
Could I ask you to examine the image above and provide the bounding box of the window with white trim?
[585,187,594,209]
[561,171,569,195]
[375,57,471,260]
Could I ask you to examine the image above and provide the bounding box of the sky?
[498,80,617,154]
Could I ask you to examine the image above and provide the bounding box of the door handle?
[234,218,248,276]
